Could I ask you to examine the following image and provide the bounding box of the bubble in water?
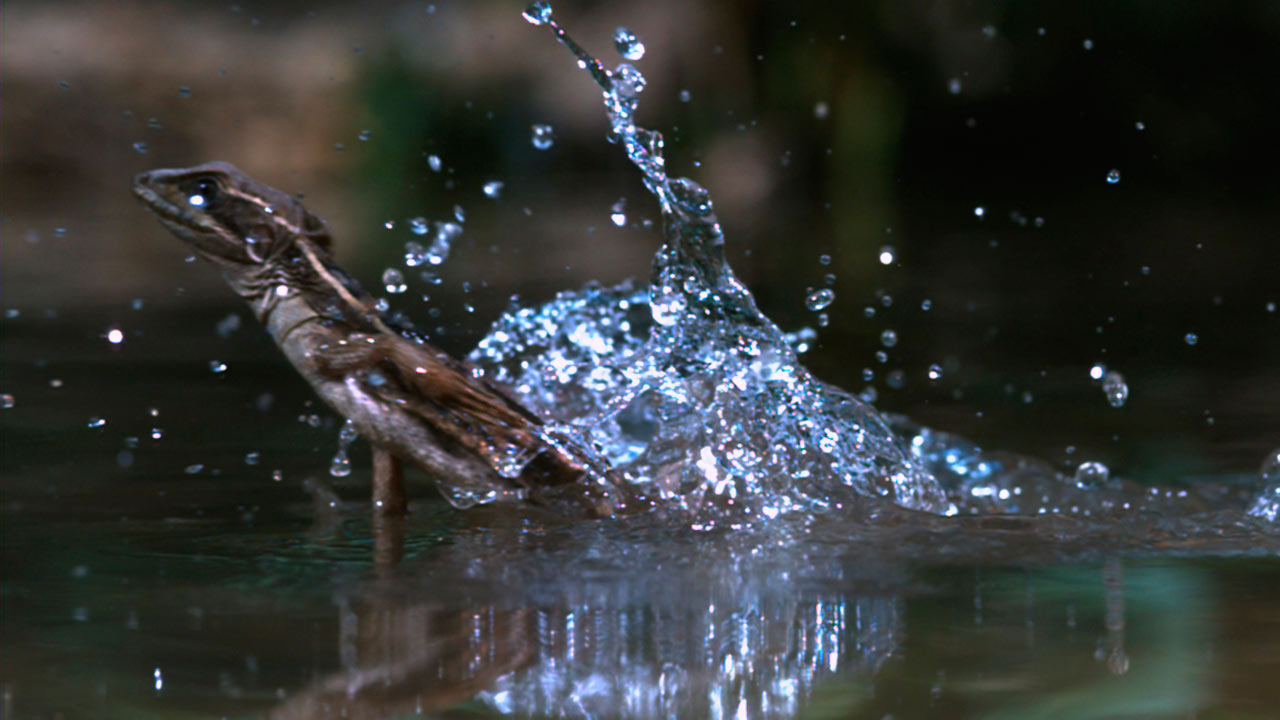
[880,329,898,348]
[613,27,645,61]
[878,246,895,265]
[483,180,504,198]
[106,328,125,344]
[1101,370,1128,408]
[805,288,834,312]
[927,364,943,381]
[1073,461,1110,487]
[382,268,407,294]
[209,360,227,374]
[522,1,552,25]
[531,123,555,150]
[1184,332,1199,346]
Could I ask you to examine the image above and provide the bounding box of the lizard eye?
[184,177,220,208]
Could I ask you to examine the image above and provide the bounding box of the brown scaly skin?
[133,162,623,516]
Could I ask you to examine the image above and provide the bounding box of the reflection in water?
[271,513,904,719]
[258,508,1260,719]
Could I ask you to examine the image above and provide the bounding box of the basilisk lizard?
[133,162,624,516]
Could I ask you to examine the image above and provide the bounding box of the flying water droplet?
[1101,370,1128,407]
[453,205,466,223]
[880,329,898,348]
[382,268,407,294]
[132,141,148,154]
[427,154,443,172]
[613,27,645,61]
[948,78,962,95]
[522,1,552,25]
[184,463,204,474]
[429,222,461,265]
[358,129,372,141]
[878,246,895,265]
[531,123,555,150]
[1106,169,1121,184]
[805,288,834,312]
[209,360,227,374]
[329,419,359,477]
[610,198,627,227]
[973,206,985,218]
[1184,332,1199,346]
[404,241,427,267]
[927,364,943,381]
[106,328,125,344]
[1,394,13,409]
[613,63,646,97]
[408,217,429,236]
[244,452,260,466]
[483,180,504,198]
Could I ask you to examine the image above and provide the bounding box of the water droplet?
[927,364,943,381]
[1073,461,1110,487]
[813,101,829,119]
[382,268,407,294]
[453,205,466,223]
[408,217,430,236]
[215,313,241,339]
[982,24,997,38]
[1082,38,1094,50]
[1089,363,1106,381]
[880,329,898,348]
[613,26,645,61]
[1266,301,1276,313]
[679,89,691,103]
[530,123,555,150]
[106,328,125,344]
[132,141,148,154]
[1106,169,1121,184]
[522,1,552,25]
[973,206,985,218]
[272,469,284,482]
[334,143,345,152]
[429,222,461,265]
[947,78,962,95]
[878,246,895,265]
[88,417,106,428]
[1,394,14,409]
[1102,370,1128,408]
[209,360,227,374]
[358,129,372,141]
[150,427,164,440]
[383,220,395,230]
[613,63,646,97]
[610,198,627,227]
[886,369,905,389]
[184,463,204,474]
[1184,332,1199,346]
[805,288,834,312]
[404,241,427,267]
[244,452,260,466]
[178,86,191,98]
[483,180,504,198]
[1135,121,1145,131]
[427,154,443,172]
[920,299,932,311]
[154,667,163,692]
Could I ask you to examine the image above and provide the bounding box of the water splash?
[473,6,955,523]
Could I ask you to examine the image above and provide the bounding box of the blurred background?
[4,0,1279,487]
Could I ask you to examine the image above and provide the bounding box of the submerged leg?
[372,447,408,516]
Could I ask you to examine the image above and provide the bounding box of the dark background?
[4,0,1278,489]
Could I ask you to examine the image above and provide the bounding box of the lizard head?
[132,161,332,270]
